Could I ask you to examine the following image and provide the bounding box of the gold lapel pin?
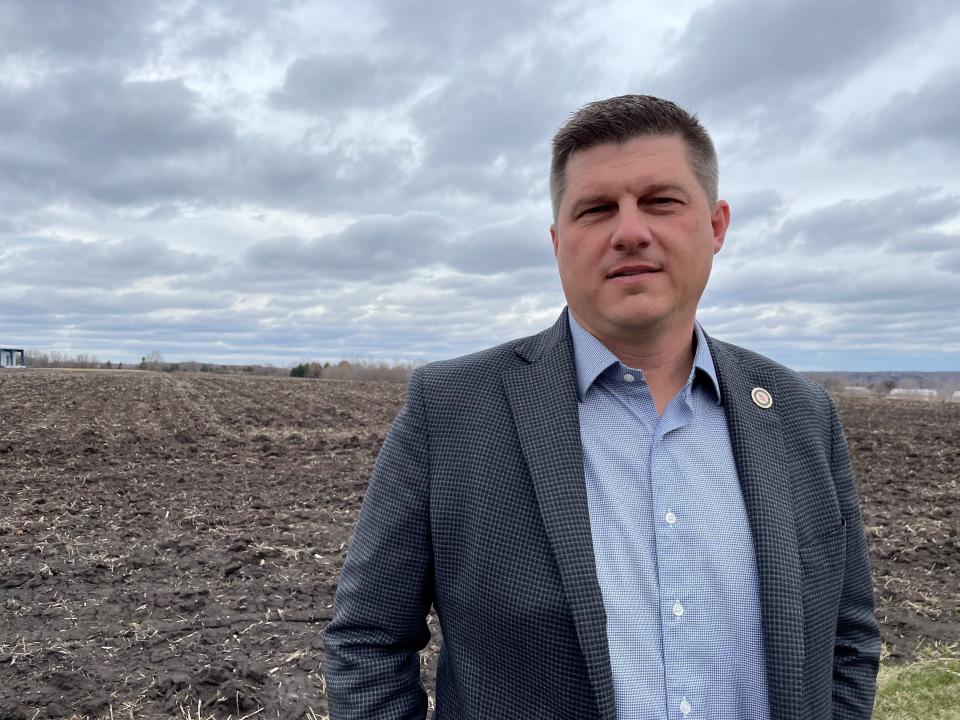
[751,387,773,409]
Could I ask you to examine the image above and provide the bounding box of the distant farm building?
[953,391,960,402]
[0,348,25,368]
[889,388,938,400]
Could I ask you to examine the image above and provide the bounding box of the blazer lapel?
[503,313,617,720]
[709,338,805,720]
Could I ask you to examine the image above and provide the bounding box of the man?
[324,95,880,719]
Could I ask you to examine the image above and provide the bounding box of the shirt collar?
[567,309,722,404]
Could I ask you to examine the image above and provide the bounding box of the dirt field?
[0,370,957,718]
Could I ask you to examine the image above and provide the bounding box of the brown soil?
[839,395,960,660]
[0,371,957,718]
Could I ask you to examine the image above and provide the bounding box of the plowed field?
[0,370,957,718]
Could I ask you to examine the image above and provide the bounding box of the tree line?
[21,349,417,382]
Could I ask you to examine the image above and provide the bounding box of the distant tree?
[290,363,308,378]
[74,353,98,368]
[105,360,112,369]
[24,349,50,367]
[140,351,165,371]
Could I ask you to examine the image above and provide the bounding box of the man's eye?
[652,197,679,205]
[580,204,611,217]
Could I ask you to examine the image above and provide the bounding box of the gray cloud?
[394,64,584,213]
[0,68,541,218]
[49,73,232,159]
[168,1,294,60]
[431,266,561,302]
[646,0,959,151]
[702,262,960,373]
[940,250,960,275]
[0,67,421,215]
[1,235,216,289]
[0,0,293,68]
[394,6,595,205]
[415,78,553,166]
[0,0,576,219]
[243,213,454,280]
[840,69,960,154]
[372,0,549,69]
[272,53,419,112]
[0,1,160,65]
[445,215,554,275]
[776,188,960,250]
[1,69,235,206]
[242,212,553,283]
[708,262,957,310]
[729,189,786,228]
[0,292,225,344]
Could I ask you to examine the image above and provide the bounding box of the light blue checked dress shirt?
[569,312,770,720]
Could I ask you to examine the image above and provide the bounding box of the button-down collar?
[567,309,721,405]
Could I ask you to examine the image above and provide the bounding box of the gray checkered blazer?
[323,311,880,719]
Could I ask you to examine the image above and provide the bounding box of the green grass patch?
[874,644,960,720]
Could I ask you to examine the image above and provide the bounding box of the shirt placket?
[650,389,698,719]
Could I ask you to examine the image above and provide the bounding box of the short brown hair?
[549,94,719,220]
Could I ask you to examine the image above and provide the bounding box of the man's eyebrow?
[642,183,689,197]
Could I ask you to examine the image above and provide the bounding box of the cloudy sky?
[2,0,959,370]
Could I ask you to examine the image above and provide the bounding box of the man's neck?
[571,311,696,415]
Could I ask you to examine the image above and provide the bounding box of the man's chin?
[574,309,663,338]
[606,302,666,331]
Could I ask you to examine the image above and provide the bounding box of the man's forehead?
[564,134,694,190]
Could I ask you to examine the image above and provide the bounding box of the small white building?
[889,388,938,400]
[952,390,960,402]
[0,348,25,368]
[842,386,870,395]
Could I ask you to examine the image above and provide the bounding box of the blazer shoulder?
[413,339,520,387]
[709,337,832,409]
[411,319,562,390]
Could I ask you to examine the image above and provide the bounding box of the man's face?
[550,134,729,344]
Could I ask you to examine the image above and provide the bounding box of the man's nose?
[610,203,652,252]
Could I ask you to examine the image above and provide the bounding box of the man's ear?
[550,224,559,258]
[711,200,730,254]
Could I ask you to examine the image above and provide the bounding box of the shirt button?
[680,698,692,715]
[665,511,677,525]
[623,373,635,383]
[672,602,684,617]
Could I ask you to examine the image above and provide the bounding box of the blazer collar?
[707,335,805,720]
[510,308,570,364]
[504,310,618,720]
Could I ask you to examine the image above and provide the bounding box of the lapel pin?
[751,387,773,409]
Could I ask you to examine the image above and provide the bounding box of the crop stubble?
[0,370,957,718]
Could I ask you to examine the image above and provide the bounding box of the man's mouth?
[607,264,659,279]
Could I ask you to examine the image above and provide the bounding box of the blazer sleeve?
[323,368,434,720]
[826,392,881,719]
